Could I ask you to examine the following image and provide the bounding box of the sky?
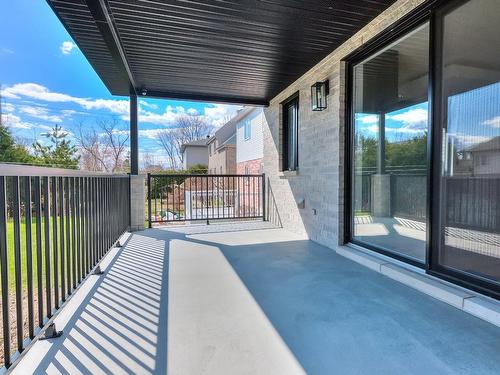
[355,80,500,151]
[0,0,241,168]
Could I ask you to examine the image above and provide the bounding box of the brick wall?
[262,0,426,247]
[237,158,263,175]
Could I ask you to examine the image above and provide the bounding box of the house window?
[244,120,251,140]
[282,94,299,171]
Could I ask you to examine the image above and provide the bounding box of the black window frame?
[281,92,300,172]
[343,0,500,300]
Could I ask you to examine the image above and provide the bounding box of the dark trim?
[144,90,269,107]
[344,0,442,64]
[428,269,500,300]
[344,0,500,300]
[281,92,300,172]
[85,0,137,94]
[130,94,139,175]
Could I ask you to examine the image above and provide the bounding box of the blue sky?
[0,0,241,167]
[355,80,500,151]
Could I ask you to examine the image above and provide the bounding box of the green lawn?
[4,216,83,292]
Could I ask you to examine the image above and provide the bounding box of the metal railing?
[0,167,130,369]
[148,174,265,225]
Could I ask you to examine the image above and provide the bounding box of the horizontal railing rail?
[0,170,130,369]
[148,174,265,225]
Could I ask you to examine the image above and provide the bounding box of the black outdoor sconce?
[311,80,329,111]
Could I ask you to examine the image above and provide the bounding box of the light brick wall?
[263,0,426,247]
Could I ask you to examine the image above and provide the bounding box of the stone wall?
[262,0,426,248]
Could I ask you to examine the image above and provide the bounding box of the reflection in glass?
[352,24,429,262]
[438,0,500,283]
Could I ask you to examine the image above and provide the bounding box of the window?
[350,23,430,263]
[282,94,299,171]
[244,120,251,140]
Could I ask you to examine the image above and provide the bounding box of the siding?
[236,108,265,163]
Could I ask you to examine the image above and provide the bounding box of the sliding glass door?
[348,0,500,296]
[351,24,430,264]
[435,0,500,286]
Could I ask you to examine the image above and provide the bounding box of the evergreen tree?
[0,124,33,164]
[33,124,80,169]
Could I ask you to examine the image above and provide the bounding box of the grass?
[4,216,82,292]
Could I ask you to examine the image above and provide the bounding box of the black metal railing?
[0,168,130,368]
[148,174,265,225]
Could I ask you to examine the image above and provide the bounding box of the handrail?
[0,163,130,177]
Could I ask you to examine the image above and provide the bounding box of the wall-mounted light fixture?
[311,80,329,111]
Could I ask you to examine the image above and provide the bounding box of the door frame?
[343,0,500,299]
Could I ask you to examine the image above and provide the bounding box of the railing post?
[262,173,266,221]
[147,173,152,228]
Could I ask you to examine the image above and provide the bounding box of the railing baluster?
[58,178,65,302]
[65,177,71,297]
[70,178,76,290]
[51,177,59,309]
[0,176,11,366]
[75,178,81,284]
[12,176,24,351]
[24,177,35,339]
[43,177,52,318]
[33,177,43,328]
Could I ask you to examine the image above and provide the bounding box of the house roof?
[207,107,254,146]
[469,136,500,153]
[180,138,208,153]
[46,0,396,105]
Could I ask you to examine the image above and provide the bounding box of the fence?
[0,167,130,369]
[148,174,265,225]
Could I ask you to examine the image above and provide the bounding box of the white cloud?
[0,47,14,56]
[387,108,428,127]
[1,83,243,129]
[203,104,241,127]
[60,41,76,55]
[357,114,379,125]
[3,114,33,129]
[483,116,500,128]
[19,106,63,122]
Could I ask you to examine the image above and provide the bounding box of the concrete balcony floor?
[12,222,500,375]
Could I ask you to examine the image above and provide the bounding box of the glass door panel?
[437,0,500,283]
[351,23,430,263]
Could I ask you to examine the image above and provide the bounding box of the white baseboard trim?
[336,244,500,328]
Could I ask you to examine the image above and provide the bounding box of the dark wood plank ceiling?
[47,0,396,105]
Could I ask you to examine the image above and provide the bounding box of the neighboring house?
[180,138,208,170]
[468,137,500,177]
[207,112,241,174]
[236,107,265,175]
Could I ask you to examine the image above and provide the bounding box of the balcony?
[7,217,500,374]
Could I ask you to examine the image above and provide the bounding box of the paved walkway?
[12,222,500,374]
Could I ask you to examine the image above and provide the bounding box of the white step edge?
[335,245,500,328]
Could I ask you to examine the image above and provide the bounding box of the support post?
[262,174,266,221]
[130,94,138,176]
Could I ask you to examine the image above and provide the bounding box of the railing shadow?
[23,231,169,375]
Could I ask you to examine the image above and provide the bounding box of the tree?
[0,124,33,164]
[76,119,129,172]
[157,115,213,169]
[33,124,80,169]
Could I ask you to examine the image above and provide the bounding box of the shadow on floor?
[16,222,500,375]
[23,232,169,375]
